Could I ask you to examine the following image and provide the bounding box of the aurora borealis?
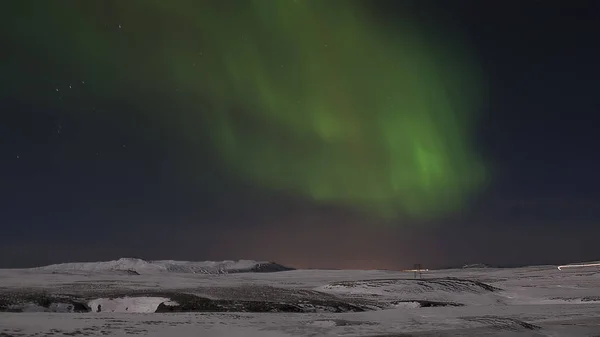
[3,0,599,269]
[4,0,485,218]
[200,1,486,217]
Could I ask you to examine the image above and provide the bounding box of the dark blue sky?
[1,0,599,269]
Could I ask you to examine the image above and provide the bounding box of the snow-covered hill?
[32,258,293,275]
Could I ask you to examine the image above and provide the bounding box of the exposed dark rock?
[0,292,90,313]
[391,300,464,308]
[70,301,91,312]
[329,277,501,293]
[581,296,600,302]
[155,292,365,313]
[462,316,541,331]
[426,278,501,292]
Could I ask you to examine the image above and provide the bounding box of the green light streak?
[3,0,486,218]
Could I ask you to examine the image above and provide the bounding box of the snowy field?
[1,258,600,336]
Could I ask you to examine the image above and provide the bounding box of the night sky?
[1,1,599,269]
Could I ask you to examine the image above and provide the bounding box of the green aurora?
[4,0,486,218]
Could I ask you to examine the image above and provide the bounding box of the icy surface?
[88,297,178,313]
[0,260,599,336]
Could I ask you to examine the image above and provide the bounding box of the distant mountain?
[462,263,491,269]
[32,258,294,275]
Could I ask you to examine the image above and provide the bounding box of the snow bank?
[88,297,178,313]
[393,301,421,309]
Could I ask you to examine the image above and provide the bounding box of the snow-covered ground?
[1,258,600,336]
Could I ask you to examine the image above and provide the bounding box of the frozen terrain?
[1,258,600,336]
[32,257,292,275]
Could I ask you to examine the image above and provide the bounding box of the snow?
[88,297,178,313]
[393,301,421,309]
[1,259,600,336]
[308,319,337,327]
[33,257,278,275]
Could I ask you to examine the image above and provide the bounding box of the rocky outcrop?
[155,292,365,313]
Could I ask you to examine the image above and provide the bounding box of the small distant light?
[557,262,600,271]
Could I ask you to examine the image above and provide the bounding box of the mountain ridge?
[30,257,293,275]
